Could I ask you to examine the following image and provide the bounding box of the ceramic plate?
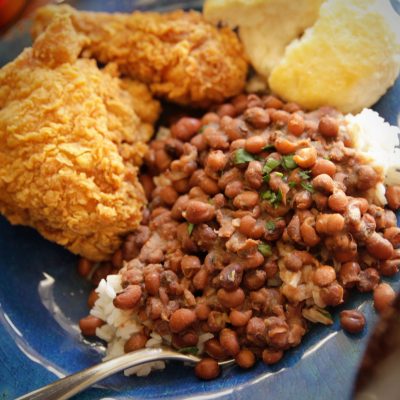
[0,1,399,399]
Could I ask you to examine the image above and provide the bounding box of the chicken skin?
[32,5,248,107]
[0,15,160,261]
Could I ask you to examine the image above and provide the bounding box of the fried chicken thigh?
[0,15,160,261]
[32,5,248,107]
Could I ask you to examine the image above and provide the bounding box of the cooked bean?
[193,268,209,291]
[220,328,240,356]
[239,215,264,239]
[219,263,243,291]
[275,137,296,154]
[287,113,305,136]
[379,259,400,276]
[218,103,236,118]
[245,161,263,189]
[246,317,267,346]
[195,303,211,320]
[312,159,336,177]
[339,262,360,288]
[113,285,142,310]
[319,116,339,137]
[300,219,320,246]
[199,176,220,196]
[204,338,228,360]
[312,174,334,194]
[160,186,179,206]
[294,190,313,210]
[328,190,348,212]
[386,185,400,210]
[144,272,160,296]
[265,316,289,349]
[171,195,189,220]
[340,310,365,334]
[233,191,259,209]
[181,255,201,278]
[320,282,344,306]
[357,268,380,292]
[225,180,244,198]
[191,133,207,151]
[79,315,104,336]
[77,258,93,277]
[171,117,201,141]
[242,251,265,269]
[284,252,303,271]
[384,227,400,247]
[229,310,252,327]
[207,150,228,171]
[235,349,256,369]
[270,110,290,125]
[169,309,197,333]
[232,94,248,114]
[244,269,267,290]
[366,233,394,260]
[185,200,215,223]
[245,135,268,153]
[373,283,395,313]
[313,265,336,287]
[244,107,270,128]
[262,349,283,364]
[263,95,284,109]
[195,358,220,380]
[124,332,148,353]
[293,147,317,168]
[140,174,155,200]
[356,165,378,191]
[217,288,245,308]
[313,192,328,211]
[207,311,227,332]
[316,213,345,235]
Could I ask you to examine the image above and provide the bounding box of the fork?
[16,347,234,400]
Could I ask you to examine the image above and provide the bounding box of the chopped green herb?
[178,346,199,355]
[266,220,276,232]
[262,158,281,181]
[288,181,297,188]
[261,189,282,207]
[233,148,256,164]
[187,223,195,236]
[301,181,315,193]
[258,243,272,257]
[298,170,311,180]
[274,172,284,178]
[262,144,276,151]
[323,155,331,160]
[228,270,236,282]
[282,155,297,170]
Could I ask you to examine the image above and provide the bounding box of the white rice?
[92,274,213,377]
[346,108,400,205]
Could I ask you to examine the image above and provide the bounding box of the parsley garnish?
[233,148,256,164]
[288,181,297,188]
[282,155,297,170]
[261,189,282,207]
[187,223,195,236]
[258,243,272,257]
[298,170,311,180]
[301,181,315,193]
[262,158,281,181]
[266,220,276,232]
[178,346,199,355]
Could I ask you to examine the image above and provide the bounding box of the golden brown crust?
[32,5,248,107]
[0,15,160,260]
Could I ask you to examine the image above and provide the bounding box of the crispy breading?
[32,5,248,107]
[0,15,161,261]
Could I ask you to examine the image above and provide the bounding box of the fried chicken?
[0,15,161,261]
[32,5,248,107]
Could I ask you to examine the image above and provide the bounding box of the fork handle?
[16,347,195,400]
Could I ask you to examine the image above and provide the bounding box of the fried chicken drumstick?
[0,15,160,261]
[32,5,248,107]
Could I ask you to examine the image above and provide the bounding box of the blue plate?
[0,1,399,399]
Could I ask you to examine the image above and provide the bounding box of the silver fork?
[17,347,234,400]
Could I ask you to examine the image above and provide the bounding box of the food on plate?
[205,0,400,113]
[204,0,324,76]
[0,15,160,261]
[32,5,248,107]
[79,93,400,379]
